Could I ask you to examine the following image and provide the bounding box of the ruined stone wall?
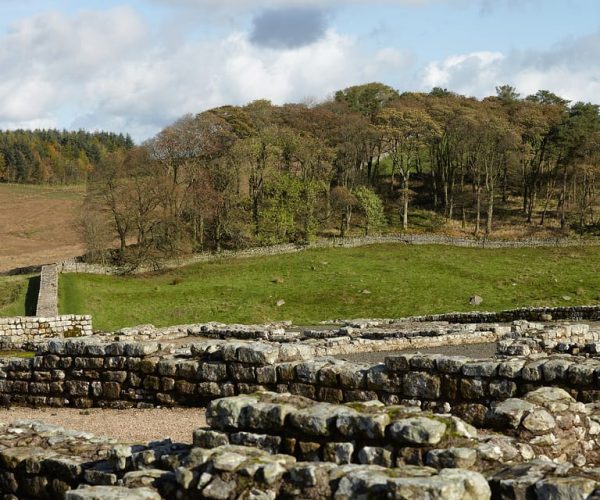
[36,264,58,317]
[397,305,600,324]
[0,339,599,412]
[0,419,494,500]
[0,315,93,346]
[1,401,600,499]
[198,388,599,468]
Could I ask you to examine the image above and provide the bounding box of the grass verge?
[0,275,36,317]
[59,244,600,331]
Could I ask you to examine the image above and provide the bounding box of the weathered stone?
[212,451,248,472]
[336,410,390,440]
[65,486,162,499]
[488,460,558,500]
[521,359,548,382]
[534,476,598,499]
[389,417,447,445]
[230,432,282,454]
[296,441,321,461]
[357,446,393,466]
[202,477,237,500]
[489,379,518,399]
[206,395,259,429]
[193,429,229,448]
[426,447,477,469]
[437,469,491,500]
[436,356,469,374]
[522,409,556,434]
[237,344,280,365]
[461,361,499,378]
[568,362,597,385]
[384,355,412,372]
[403,371,441,399]
[289,403,346,436]
[460,378,487,400]
[491,399,535,429]
[542,358,573,382]
[102,382,121,400]
[65,380,89,397]
[177,360,200,379]
[523,386,575,412]
[124,342,159,357]
[338,365,367,389]
[323,442,354,465]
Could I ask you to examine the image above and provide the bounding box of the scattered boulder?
[469,296,483,306]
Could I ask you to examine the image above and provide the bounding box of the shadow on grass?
[25,276,40,316]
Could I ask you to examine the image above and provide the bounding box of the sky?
[0,0,599,142]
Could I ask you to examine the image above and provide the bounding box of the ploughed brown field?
[0,184,85,273]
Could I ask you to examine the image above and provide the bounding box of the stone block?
[403,372,441,400]
[65,381,89,397]
[460,378,487,400]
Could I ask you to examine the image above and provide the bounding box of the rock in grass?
[469,295,483,306]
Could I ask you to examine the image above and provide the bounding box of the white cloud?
[420,33,600,102]
[0,7,413,141]
[0,3,598,143]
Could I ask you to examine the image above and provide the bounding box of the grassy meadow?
[0,274,37,317]
[58,244,600,331]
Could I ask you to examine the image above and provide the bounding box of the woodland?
[3,83,600,265]
[0,129,133,184]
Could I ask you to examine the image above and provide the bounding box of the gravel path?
[336,342,498,364]
[0,407,206,444]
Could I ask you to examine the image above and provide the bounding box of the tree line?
[0,129,133,184]
[82,83,600,266]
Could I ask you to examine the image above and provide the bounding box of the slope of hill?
[0,183,85,273]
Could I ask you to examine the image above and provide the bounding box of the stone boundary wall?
[56,234,598,276]
[0,315,93,345]
[36,264,59,317]
[0,339,599,412]
[397,305,600,324]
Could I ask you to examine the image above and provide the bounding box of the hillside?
[0,183,85,272]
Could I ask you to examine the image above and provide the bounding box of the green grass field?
[58,244,600,331]
[0,275,37,317]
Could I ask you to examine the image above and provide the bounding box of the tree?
[376,105,439,229]
[354,186,387,235]
[495,85,520,104]
[331,186,357,237]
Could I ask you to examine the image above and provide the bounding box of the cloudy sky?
[0,0,599,141]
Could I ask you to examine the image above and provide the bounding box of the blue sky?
[0,0,598,141]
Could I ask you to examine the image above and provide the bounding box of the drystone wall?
[2,410,600,498]
[0,315,92,347]
[35,264,58,317]
[370,305,600,324]
[1,338,600,415]
[0,419,495,500]
[200,387,599,467]
[56,234,597,276]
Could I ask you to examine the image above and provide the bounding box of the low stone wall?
[199,388,598,467]
[1,338,600,413]
[0,315,93,345]
[36,264,58,317]
[56,234,598,276]
[2,410,600,499]
[387,305,600,324]
[0,419,493,500]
